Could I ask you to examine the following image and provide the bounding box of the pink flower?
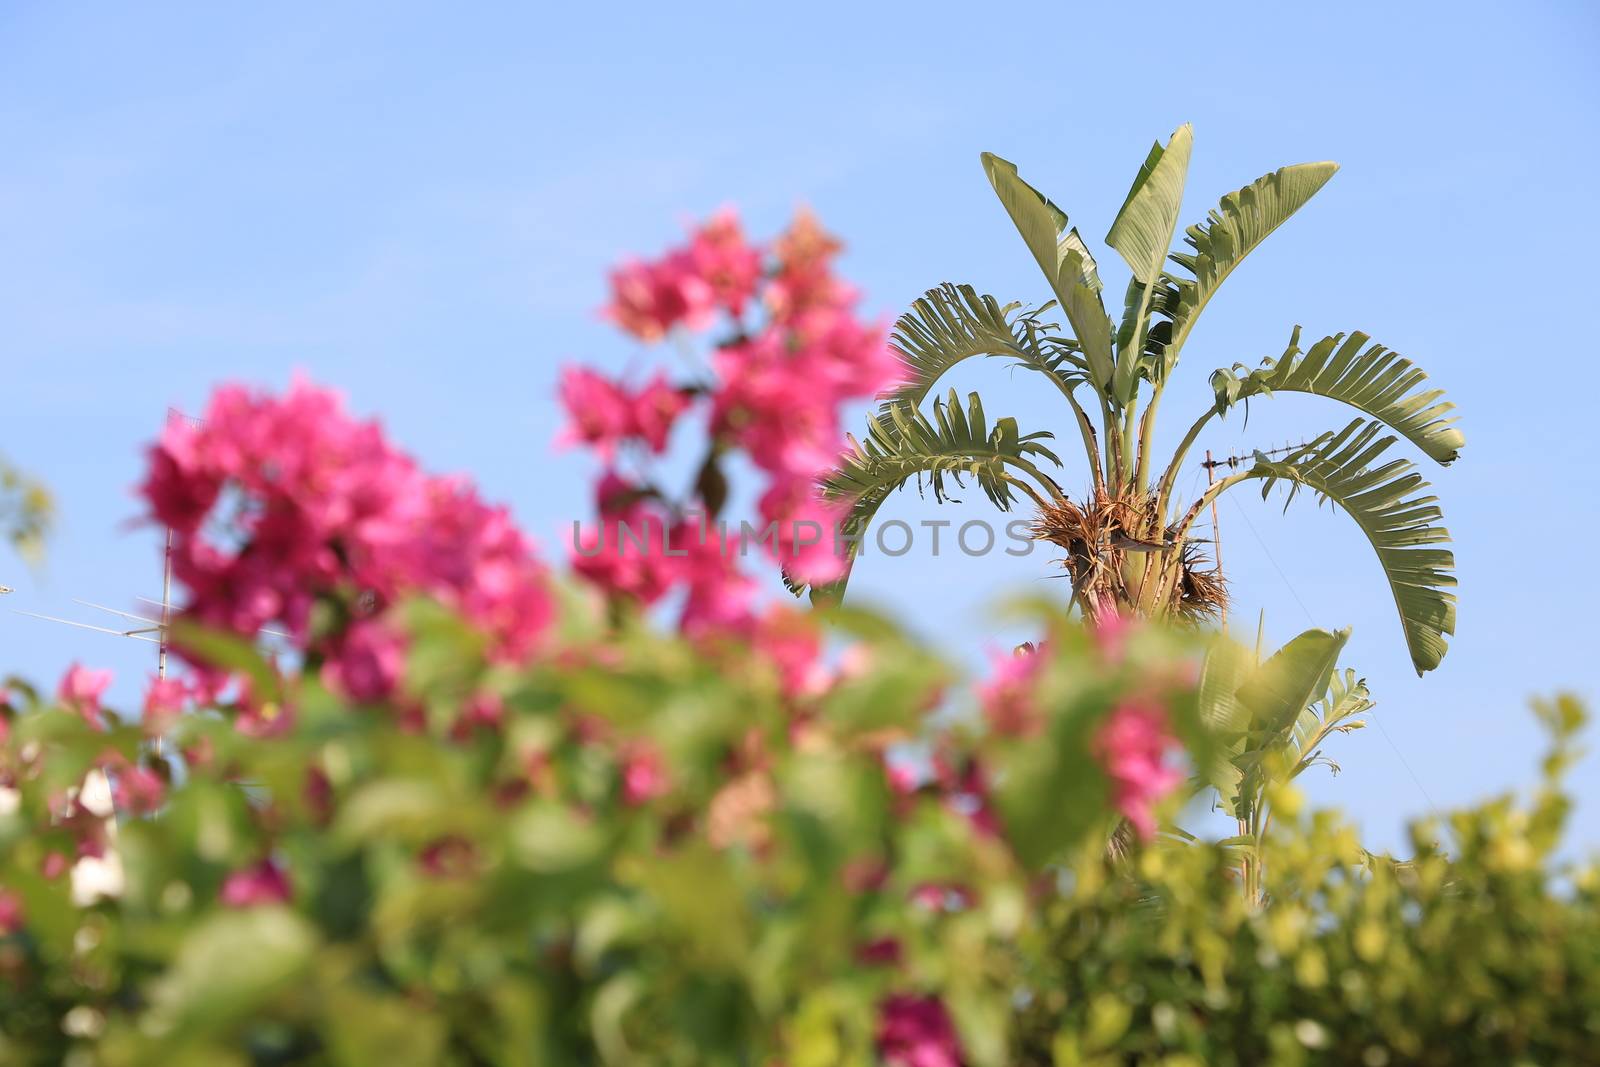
[766,209,854,323]
[687,208,763,317]
[603,254,716,342]
[57,664,113,728]
[673,517,757,636]
[752,609,828,699]
[876,994,964,1067]
[711,333,846,482]
[977,644,1044,737]
[1092,699,1183,840]
[141,379,554,700]
[322,620,406,703]
[557,367,635,459]
[112,766,166,816]
[0,890,23,935]
[758,482,850,586]
[856,937,902,967]
[620,745,668,805]
[220,858,293,908]
[570,476,679,607]
[628,374,692,454]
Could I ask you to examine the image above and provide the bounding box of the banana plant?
[809,125,1463,674]
[1192,625,1372,904]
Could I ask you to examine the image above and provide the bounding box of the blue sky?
[3,2,1597,852]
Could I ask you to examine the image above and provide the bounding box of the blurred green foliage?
[0,595,1593,1065]
[0,456,51,566]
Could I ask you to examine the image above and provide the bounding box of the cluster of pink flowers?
[140,379,553,707]
[976,644,1045,737]
[1092,698,1183,840]
[565,207,901,633]
[876,993,965,1067]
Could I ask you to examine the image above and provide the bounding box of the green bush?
[0,594,1593,1066]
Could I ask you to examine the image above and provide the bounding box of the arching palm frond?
[1159,161,1339,372]
[1210,328,1464,465]
[802,390,1061,601]
[879,283,1087,416]
[1218,419,1456,675]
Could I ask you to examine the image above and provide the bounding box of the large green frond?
[1201,628,1365,819]
[1105,125,1194,285]
[879,283,1087,414]
[1210,328,1464,465]
[1237,420,1456,675]
[1162,161,1338,361]
[1105,124,1192,404]
[803,391,1061,601]
[981,153,1116,394]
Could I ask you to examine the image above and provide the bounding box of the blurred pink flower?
[620,745,668,805]
[322,620,406,704]
[0,890,23,934]
[220,858,293,908]
[140,379,554,702]
[1093,699,1183,840]
[556,367,636,459]
[628,373,692,453]
[876,993,964,1067]
[112,766,166,816]
[977,644,1044,737]
[687,208,764,317]
[603,254,716,342]
[57,663,113,728]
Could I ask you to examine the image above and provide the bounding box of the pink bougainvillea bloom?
[1092,698,1183,841]
[0,889,23,935]
[602,254,716,342]
[711,332,846,483]
[752,609,829,700]
[620,745,669,806]
[856,936,903,967]
[627,373,692,454]
[908,882,974,913]
[57,663,113,728]
[322,620,406,704]
[556,366,637,460]
[766,209,855,323]
[976,644,1045,737]
[876,993,965,1067]
[220,858,293,908]
[757,483,850,587]
[112,766,166,816]
[687,207,764,317]
[140,379,555,695]
[794,307,900,401]
[673,518,757,635]
[142,675,189,725]
[570,475,679,607]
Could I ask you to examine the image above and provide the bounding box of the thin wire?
[1224,492,1441,816]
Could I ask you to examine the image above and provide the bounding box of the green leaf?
[1105,124,1193,285]
[171,619,282,706]
[1164,160,1338,358]
[879,283,1087,414]
[145,906,317,1037]
[1105,124,1192,403]
[1237,421,1456,674]
[803,390,1060,601]
[1236,627,1351,739]
[981,153,1116,393]
[1213,327,1464,465]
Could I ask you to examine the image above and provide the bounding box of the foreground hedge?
[0,597,1594,1066]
